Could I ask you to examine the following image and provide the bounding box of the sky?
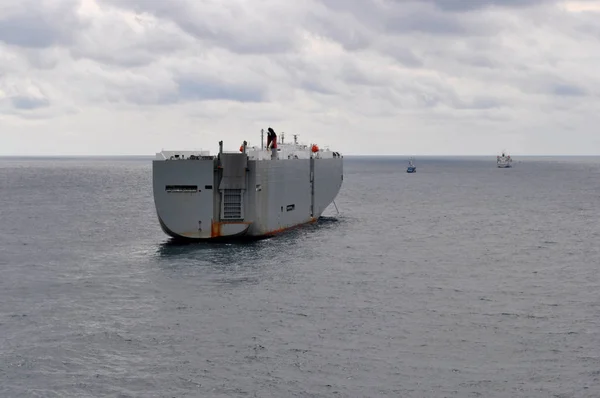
[1,0,600,156]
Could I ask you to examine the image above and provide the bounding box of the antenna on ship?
[261,129,264,150]
[293,134,299,144]
[281,132,284,144]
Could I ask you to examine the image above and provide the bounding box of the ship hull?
[152,155,343,240]
[497,153,512,168]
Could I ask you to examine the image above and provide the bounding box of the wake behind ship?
[152,131,343,240]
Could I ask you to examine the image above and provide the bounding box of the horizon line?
[1,154,599,158]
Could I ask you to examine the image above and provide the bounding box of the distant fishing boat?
[407,157,416,173]
[497,152,512,168]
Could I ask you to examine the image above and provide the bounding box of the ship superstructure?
[407,157,416,173]
[152,130,343,240]
[497,152,512,168]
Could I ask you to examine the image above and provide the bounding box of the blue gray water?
[1,156,599,397]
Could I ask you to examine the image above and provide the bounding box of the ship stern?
[152,154,252,240]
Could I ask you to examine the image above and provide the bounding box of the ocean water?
[0,155,599,398]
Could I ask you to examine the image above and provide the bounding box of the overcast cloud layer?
[1,0,600,155]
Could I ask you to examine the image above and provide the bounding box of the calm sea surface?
[0,156,599,397]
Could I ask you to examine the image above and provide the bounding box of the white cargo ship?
[497,152,512,168]
[152,130,343,240]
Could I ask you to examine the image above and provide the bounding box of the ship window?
[166,185,198,193]
[286,204,295,212]
[205,185,213,190]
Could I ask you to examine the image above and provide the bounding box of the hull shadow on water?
[155,216,343,260]
[151,217,344,286]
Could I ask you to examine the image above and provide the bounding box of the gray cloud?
[384,7,491,36]
[306,13,374,51]
[0,13,60,48]
[456,54,498,69]
[420,0,558,12]
[0,0,84,48]
[99,0,303,54]
[11,96,50,109]
[176,77,266,103]
[299,80,338,96]
[455,96,504,110]
[552,83,587,97]
[1,0,599,156]
[378,44,424,67]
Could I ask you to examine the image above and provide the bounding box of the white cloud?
[1,0,600,155]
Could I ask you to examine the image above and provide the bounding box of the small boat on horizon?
[407,157,416,173]
[497,152,512,168]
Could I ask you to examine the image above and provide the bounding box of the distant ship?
[152,130,343,240]
[406,157,416,173]
[497,152,512,168]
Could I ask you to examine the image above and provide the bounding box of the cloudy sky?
[1,0,600,156]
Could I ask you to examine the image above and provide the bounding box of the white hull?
[152,139,343,240]
[497,153,512,168]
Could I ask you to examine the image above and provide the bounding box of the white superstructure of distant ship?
[497,152,512,168]
[406,157,416,173]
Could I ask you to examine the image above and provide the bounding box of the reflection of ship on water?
[156,238,264,263]
[155,216,343,260]
[154,216,343,286]
[154,239,268,285]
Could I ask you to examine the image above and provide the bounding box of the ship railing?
[156,150,213,160]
